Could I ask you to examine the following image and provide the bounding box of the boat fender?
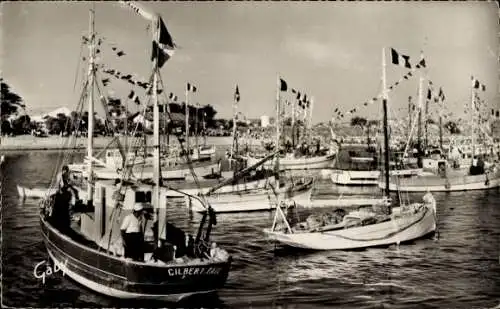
[485,176,490,187]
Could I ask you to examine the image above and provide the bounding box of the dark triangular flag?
[128,90,135,99]
[279,78,287,91]
[234,85,240,102]
[151,16,175,68]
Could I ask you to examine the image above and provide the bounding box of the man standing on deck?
[57,165,79,202]
[120,203,145,261]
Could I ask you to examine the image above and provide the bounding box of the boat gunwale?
[40,214,232,270]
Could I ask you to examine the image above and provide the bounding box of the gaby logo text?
[33,259,68,284]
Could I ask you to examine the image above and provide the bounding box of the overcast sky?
[2,1,499,123]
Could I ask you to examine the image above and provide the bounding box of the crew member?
[57,165,79,202]
[121,203,145,261]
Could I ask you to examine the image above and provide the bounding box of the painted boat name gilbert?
[167,266,222,277]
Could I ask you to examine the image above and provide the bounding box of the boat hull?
[40,216,231,300]
[187,179,314,213]
[69,161,220,180]
[331,169,422,186]
[19,175,273,200]
[263,206,436,250]
[17,185,89,202]
[245,154,335,171]
[166,176,276,197]
[379,171,500,192]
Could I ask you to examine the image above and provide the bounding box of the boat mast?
[439,111,443,152]
[152,16,161,247]
[308,96,314,145]
[382,47,390,202]
[185,88,189,154]
[87,8,96,206]
[230,94,237,167]
[195,102,199,156]
[470,78,475,161]
[417,76,424,148]
[424,93,429,149]
[408,96,412,143]
[275,75,281,184]
[291,97,295,149]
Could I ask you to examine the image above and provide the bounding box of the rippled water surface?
[2,150,500,308]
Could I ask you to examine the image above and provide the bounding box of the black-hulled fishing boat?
[39,3,231,300]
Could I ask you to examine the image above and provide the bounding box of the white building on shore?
[260,115,270,128]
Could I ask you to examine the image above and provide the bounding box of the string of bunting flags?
[277,78,312,110]
[332,47,427,120]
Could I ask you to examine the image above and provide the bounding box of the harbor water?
[2,150,500,308]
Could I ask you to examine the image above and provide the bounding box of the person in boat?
[50,187,73,232]
[477,156,485,174]
[57,165,79,203]
[205,242,228,262]
[120,203,145,262]
[470,156,484,175]
[112,178,125,205]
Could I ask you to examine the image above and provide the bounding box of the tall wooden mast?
[87,8,96,206]
[381,47,390,202]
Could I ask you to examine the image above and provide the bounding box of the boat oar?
[205,150,279,196]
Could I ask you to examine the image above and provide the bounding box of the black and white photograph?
[1,1,499,308]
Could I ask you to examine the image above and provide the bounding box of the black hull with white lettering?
[40,216,231,301]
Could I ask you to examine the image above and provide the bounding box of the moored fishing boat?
[264,47,437,250]
[68,157,220,181]
[379,158,500,192]
[38,4,231,300]
[379,74,500,192]
[245,152,335,171]
[331,168,422,186]
[186,176,314,213]
[330,145,422,186]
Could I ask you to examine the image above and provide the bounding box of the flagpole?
[381,47,390,202]
[151,15,162,248]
